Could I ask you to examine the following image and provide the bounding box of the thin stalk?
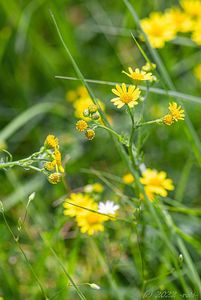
[95,124,122,141]
[0,205,48,300]
[127,106,137,169]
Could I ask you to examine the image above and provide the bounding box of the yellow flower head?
[140,168,174,200]
[123,67,156,82]
[66,90,77,102]
[191,20,201,45]
[88,104,98,113]
[48,172,62,184]
[77,86,89,98]
[163,114,174,126]
[76,120,88,132]
[165,8,194,33]
[180,0,201,18]
[141,12,176,48]
[85,129,95,140]
[63,193,94,217]
[92,183,104,193]
[168,102,185,121]
[194,63,201,81]
[44,135,58,149]
[44,161,56,171]
[111,83,141,109]
[122,173,135,184]
[53,149,64,173]
[76,202,107,235]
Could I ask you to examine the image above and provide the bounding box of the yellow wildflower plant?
[165,8,194,33]
[141,12,176,48]
[123,67,156,82]
[140,168,174,200]
[85,129,95,140]
[194,63,201,81]
[122,173,135,184]
[180,0,201,18]
[111,83,141,109]
[63,193,94,218]
[76,201,107,235]
[168,102,185,121]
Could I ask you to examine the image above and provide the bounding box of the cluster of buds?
[75,104,100,141]
[44,135,64,184]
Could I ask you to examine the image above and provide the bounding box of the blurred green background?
[0,0,201,299]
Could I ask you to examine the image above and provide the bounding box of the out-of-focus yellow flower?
[123,67,156,82]
[168,102,185,121]
[44,135,58,149]
[163,114,174,126]
[73,97,104,120]
[180,0,201,18]
[165,8,194,33]
[122,173,134,184]
[92,183,104,193]
[66,90,77,102]
[63,193,94,217]
[77,86,89,98]
[194,63,201,81]
[141,12,176,48]
[76,202,107,235]
[111,83,141,109]
[191,20,201,45]
[76,120,88,132]
[140,168,174,200]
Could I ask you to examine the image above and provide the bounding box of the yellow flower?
[168,102,185,121]
[111,83,141,108]
[194,63,201,81]
[44,135,58,149]
[180,0,201,18]
[85,129,95,140]
[76,120,88,132]
[73,97,104,120]
[191,20,201,45]
[165,8,194,33]
[48,172,62,184]
[44,161,56,171]
[66,89,77,102]
[141,12,176,48]
[123,67,156,82]
[63,193,94,217]
[140,168,174,200]
[122,173,134,184]
[88,104,98,113]
[163,114,174,126]
[76,202,107,235]
[77,86,89,98]
[92,183,104,193]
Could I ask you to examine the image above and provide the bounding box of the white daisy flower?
[98,201,119,215]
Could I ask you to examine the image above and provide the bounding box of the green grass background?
[0,0,201,299]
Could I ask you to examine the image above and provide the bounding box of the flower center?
[132,73,145,80]
[121,93,133,104]
[149,178,161,186]
[87,214,99,224]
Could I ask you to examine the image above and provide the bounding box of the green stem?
[136,119,162,128]
[127,106,137,168]
[95,124,122,141]
[0,205,48,299]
